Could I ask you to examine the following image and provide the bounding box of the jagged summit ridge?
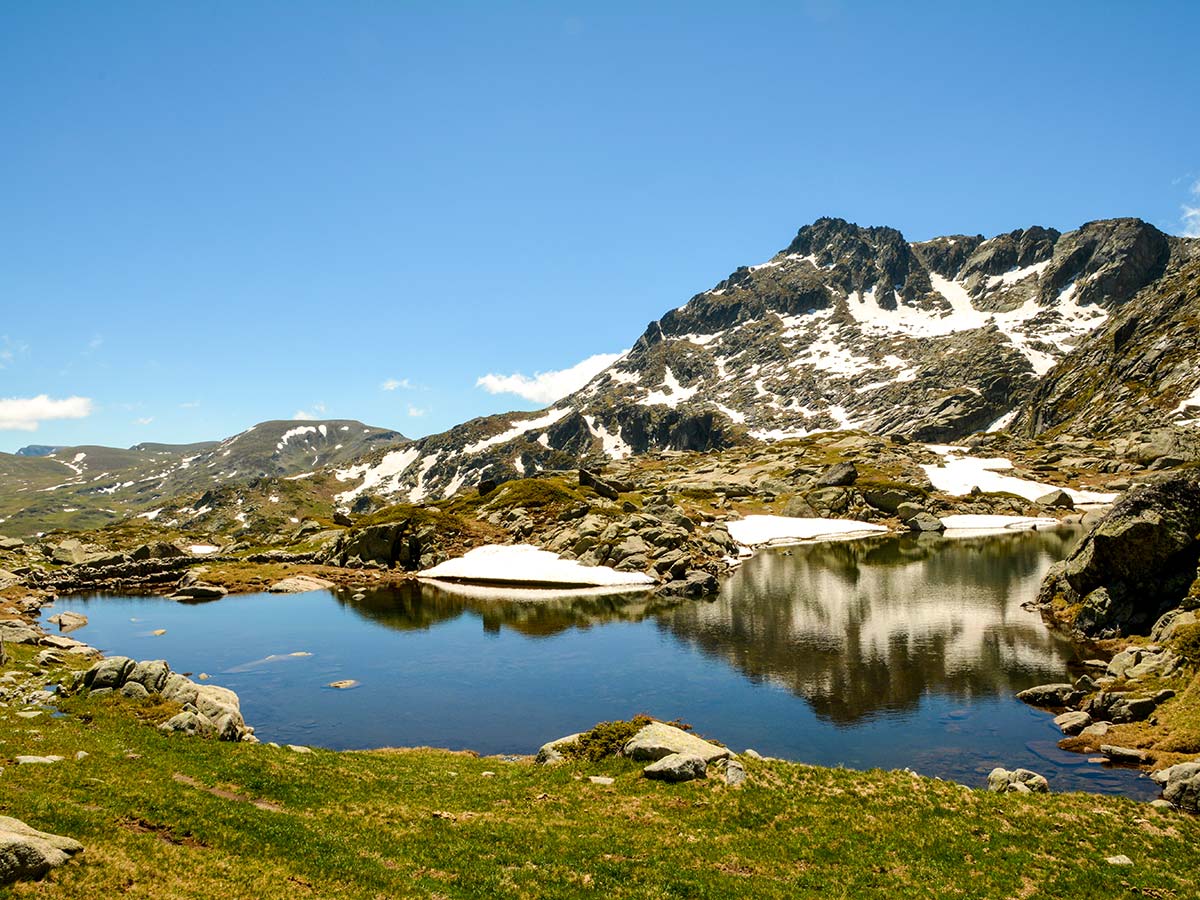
[330,216,1196,509]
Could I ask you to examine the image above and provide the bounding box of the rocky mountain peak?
[327,216,1198,508]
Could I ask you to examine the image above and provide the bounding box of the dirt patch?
[172,771,284,812]
[119,815,208,848]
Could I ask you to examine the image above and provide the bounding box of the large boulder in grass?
[643,753,707,783]
[623,722,731,764]
[1035,472,1200,638]
[0,817,83,884]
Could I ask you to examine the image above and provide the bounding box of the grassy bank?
[1,649,1198,898]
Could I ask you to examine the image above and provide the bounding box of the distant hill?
[0,420,406,537]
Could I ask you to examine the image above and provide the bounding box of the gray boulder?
[535,732,583,765]
[987,767,1050,794]
[816,462,858,487]
[1101,744,1149,764]
[1036,489,1075,510]
[127,659,171,693]
[1016,683,1081,708]
[906,512,945,532]
[623,722,730,763]
[159,710,218,738]
[1053,710,1092,735]
[82,656,135,691]
[0,816,83,884]
[643,752,707,783]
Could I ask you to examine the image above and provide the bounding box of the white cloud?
[1182,179,1200,238]
[407,405,426,417]
[179,401,201,409]
[0,395,93,431]
[134,416,155,426]
[381,378,412,391]
[476,351,625,404]
[293,402,327,420]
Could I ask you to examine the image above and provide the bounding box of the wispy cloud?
[407,405,426,417]
[381,378,412,391]
[476,351,625,404]
[1183,178,1200,238]
[0,336,30,369]
[133,416,155,426]
[0,395,93,431]
[293,402,327,420]
[87,334,104,350]
[179,401,201,409]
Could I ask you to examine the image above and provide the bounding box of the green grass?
[1,645,1198,898]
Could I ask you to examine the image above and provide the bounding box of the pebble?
[481,771,496,778]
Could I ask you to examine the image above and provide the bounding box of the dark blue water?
[49,529,1157,798]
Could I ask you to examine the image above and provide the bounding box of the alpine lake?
[49,527,1157,799]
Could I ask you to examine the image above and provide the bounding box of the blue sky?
[2,1,1198,452]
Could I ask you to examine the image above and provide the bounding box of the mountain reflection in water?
[54,525,1158,796]
[657,529,1082,724]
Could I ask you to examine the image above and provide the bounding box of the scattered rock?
[14,756,64,765]
[170,583,228,602]
[1053,710,1092,735]
[725,759,747,786]
[1100,744,1149,764]
[1105,855,1133,866]
[643,752,707,783]
[587,776,614,786]
[327,680,359,690]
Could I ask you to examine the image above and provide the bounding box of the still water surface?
[52,529,1157,797]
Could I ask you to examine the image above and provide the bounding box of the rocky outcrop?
[1015,256,1200,439]
[324,519,446,571]
[1035,472,1200,638]
[73,656,255,743]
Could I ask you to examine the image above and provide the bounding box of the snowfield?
[418,544,656,588]
[922,446,1118,505]
[725,515,889,547]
